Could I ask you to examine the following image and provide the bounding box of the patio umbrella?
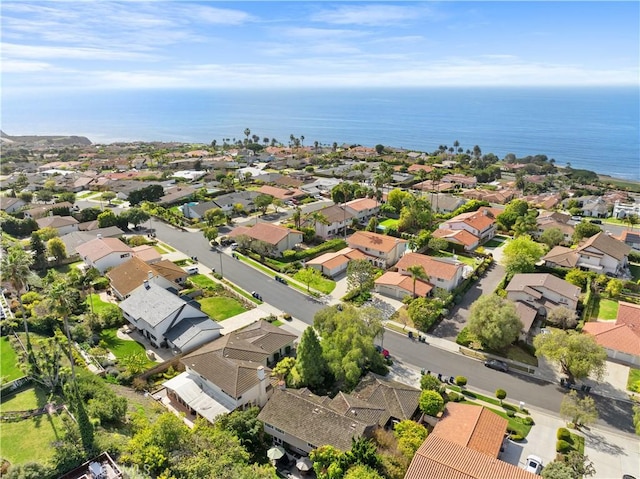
[267,446,286,461]
[296,457,313,472]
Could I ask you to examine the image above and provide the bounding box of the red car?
[375,345,390,359]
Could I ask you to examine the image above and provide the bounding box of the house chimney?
[257,366,266,381]
[277,380,286,390]
[97,233,103,240]
[143,280,150,289]
[148,271,154,280]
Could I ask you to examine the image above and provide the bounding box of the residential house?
[132,244,162,264]
[543,232,631,276]
[211,191,260,215]
[57,452,123,479]
[347,231,408,268]
[505,274,581,337]
[404,403,538,479]
[257,184,306,202]
[562,195,609,218]
[75,236,134,273]
[119,281,221,352]
[59,227,125,258]
[375,272,433,300]
[441,173,477,188]
[534,212,574,245]
[344,197,380,224]
[228,223,303,256]
[181,200,219,220]
[158,185,198,207]
[305,204,355,239]
[583,301,640,366]
[306,247,368,278]
[0,197,26,213]
[396,253,466,292]
[162,321,296,422]
[106,257,183,300]
[23,201,73,219]
[258,373,420,455]
[612,199,640,219]
[438,209,496,244]
[431,227,480,252]
[35,215,79,236]
[428,194,467,214]
[616,230,640,251]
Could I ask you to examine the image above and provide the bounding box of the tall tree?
[533,330,606,383]
[346,259,376,294]
[295,327,328,390]
[572,221,601,243]
[204,207,226,227]
[292,207,302,230]
[254,194,273,215]
[467,295,522,351]
[1,246,37,364]
[305,210,330,232]
[540,227,565,248]
[559,390,598,428]
[48,281,79,383]
[297,267,323,293]
[30,232,47,270]
[406,265,428,298]
[502,235,546,276]
[47,237,67,265]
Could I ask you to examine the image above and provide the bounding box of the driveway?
[431,261,506,339]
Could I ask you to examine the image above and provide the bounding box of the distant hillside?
[0,130,92,146]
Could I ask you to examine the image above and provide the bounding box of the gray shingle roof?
[257,388,372,451]
[119,282,196,327]
[165,316,221,352]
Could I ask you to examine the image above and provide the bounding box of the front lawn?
[627,368,640,393]
[434,250,476,266]
[378,218,399,231]
[484,237,507,248]
[1,336,24,383]
[99,328,154,366]
[197,297,247,321]
[86,294,118,316]
[0,386,66,465]
[189,274,219,289]
[596,298,619,320]
[293,270,336,294]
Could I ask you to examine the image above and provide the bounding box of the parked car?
[589,219,602,224]
[375,345,390,359]
[274,276,288,285]
[484,359,509,372]
[524,455,543,475]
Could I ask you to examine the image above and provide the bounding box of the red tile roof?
[374,271,433,297]
[348,231,407,254]
[583,301,640,356]
[396,253,463,281]
[229,223,302,246]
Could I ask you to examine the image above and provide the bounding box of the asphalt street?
[150,221,636,435]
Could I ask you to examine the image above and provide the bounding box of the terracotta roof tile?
[76,237,133,261]
[347,231,407,254]
[345,197,379,211]
[396,253,464,281]
[375,272,433,297]
[229,223,302,246]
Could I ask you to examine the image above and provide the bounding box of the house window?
[274,437,283,445]
[120,253,129,258]
[274,426,284,434]
[307,443,315,449]
[437,278,444,283]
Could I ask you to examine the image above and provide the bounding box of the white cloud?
[185,5,257,25]
[311,4,431,26]
[2,43,159,62]
[1,59,52,73]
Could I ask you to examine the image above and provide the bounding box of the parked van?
[184,266,199,275]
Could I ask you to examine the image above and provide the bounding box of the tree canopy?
[467,295,522,351]
[534,330,606,382]
[502,234,546,276]
[295,327,329,390]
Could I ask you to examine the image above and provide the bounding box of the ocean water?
[2,87,638,180]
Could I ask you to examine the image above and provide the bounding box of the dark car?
[484,359,509,372]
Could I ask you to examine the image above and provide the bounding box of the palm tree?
[407,264,429,298]
[48,280,78,383]
[306,211,330,234]
[1,246,37,364]
[626,213,639,230]
[292,207,302,230]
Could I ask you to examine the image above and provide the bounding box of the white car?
[524,455,543,475]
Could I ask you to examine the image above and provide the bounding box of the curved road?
[151,219,634,434]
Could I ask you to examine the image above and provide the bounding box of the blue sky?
[1,1,638,92]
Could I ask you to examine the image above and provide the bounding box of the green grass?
[153,244,169,254]
[434,250,476,266]
[484,237,507,248]
[159,242,176,252]
[0,386,50,412]
[1,410,67,465]
[236,253,310,295]
[86,294,117,316]
[197,297,247,321]
[52,260,84,275]
[627,368,640,393]
[503,345,539,366]
[629,263,640,282]
[222,279,261,304]
[596,298,619,320]
[272,320,284,327]
[99,328,154,366]
[378,218,399,230]
[189,274,218,289]
[1,336,24,383]
[294,270,336,294]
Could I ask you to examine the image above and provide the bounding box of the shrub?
[455,327,475,347]
[447,392,462,402]
[420,374,443,392]
[557,427,571,441]
[523,416,534,426]
[455,376,467,387]
[556,440,573,453]
[510,434,524,442]
[495,389,507,403]
[506,410,515,418]
[92,277,110,291]
[419,389,445,416]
